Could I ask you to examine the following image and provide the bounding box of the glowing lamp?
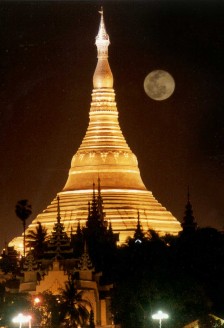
[152,310,169,328]
[12,313,32,328]
[34,297,41,305]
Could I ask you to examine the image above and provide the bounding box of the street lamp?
[152,310,169,328]
[12,313,32,328]
[33,296,41,305]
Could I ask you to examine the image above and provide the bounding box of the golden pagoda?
[10,10,181,252]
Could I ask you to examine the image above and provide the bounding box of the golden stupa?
[10,10,181,252]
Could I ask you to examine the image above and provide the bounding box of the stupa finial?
[96,6,109,44]
[93,8,113,89]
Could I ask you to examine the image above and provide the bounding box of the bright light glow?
[152,311,169,328]
[12,314,32,328]
[34,297,41,304]
[152,311,169,320]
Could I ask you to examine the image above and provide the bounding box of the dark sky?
[0,0,224,250]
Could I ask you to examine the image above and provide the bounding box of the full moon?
[144,70,175,101]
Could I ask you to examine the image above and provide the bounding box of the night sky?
[1,0,224,250]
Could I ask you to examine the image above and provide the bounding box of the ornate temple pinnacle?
[96,7,110,47]
[181,187,197,233]
[93,8,113,88]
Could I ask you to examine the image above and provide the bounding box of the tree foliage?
[198,315,224,328]
[33,291,61,328]
[26,222,48,259]
[15,200,32,224]
[111,228,224,328]
[58,278,90,328]
[1,218,224,328]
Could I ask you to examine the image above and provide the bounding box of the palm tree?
[15,200,32,257]
[26,222,48,259]
[59,277,90,328]
[89,309,95,328]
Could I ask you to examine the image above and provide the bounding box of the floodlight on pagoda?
[152,310,169,328]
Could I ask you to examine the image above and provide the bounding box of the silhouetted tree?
[26,222,48,259]
[59,277,90,328]
[111,228,215,328]
[33,291,61,328]
[15,200,32,256]
[198,314,224,328]
[89,309,95,328]
[0,246,20,275]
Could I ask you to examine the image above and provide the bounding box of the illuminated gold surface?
[10,11,181,253]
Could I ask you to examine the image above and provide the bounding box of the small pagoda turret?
[46,196,73,259]
[86,179,108,234]
[181,188,197,235]
[133,211,145,243]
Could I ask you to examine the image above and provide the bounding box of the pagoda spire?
[181,187,197,234]
[133,211,145,242]
[76,219,82,236]
[96,7,110,47]
[93,7,113,89]
[78,240,94,271]
[46,196,72,259]
[87,182,104,230]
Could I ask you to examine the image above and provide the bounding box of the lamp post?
[12,313,32,328]
[152,310,169,328]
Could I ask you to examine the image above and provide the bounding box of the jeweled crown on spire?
[95,7,110,45]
